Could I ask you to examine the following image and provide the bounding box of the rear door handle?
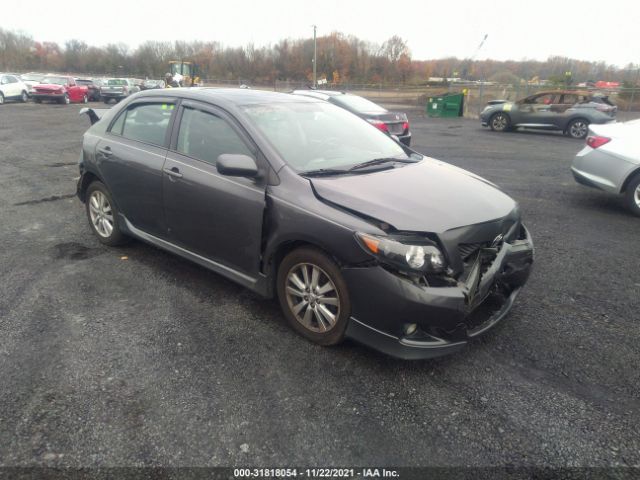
[163,167,183,179]
[97,146,112,157]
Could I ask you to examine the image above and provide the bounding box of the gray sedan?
[480,91,616,139]
[572,120,640,215]
[76,88,533,359]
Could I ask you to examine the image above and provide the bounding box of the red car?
[31,76,89,105]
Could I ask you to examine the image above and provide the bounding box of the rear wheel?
[624,173,640,217]
[489,112,510,132]
[567,118,589,139]
[277,247,351,346]
[82,94,88,104]
[103,98,111,104]
[21,91,28,103]
[85,181,128,246]
[0,93,4,105]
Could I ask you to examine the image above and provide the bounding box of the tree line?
[1,27,637,85]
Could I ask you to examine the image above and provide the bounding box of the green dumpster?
[427,93,464,118]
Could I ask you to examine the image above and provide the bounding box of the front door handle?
[97,146,112,157]
[163,167,183,179]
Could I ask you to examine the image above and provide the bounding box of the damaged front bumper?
[343,226,534,360]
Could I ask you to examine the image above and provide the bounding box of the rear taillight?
[586,135,611,149]
[402,121,409,131]
[368,119,388,132]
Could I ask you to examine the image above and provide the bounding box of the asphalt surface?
[1,101,639,471]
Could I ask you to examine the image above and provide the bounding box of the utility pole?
[312,25,317,88]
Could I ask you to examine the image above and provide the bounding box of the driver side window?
[176,107,253,165]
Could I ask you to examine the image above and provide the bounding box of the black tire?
[624,173,640,217]
[277,247,351,346]
[489,112,511,132]
[34,98,42,104]
[0,92,4,105]
[103,98,111,104]
[85,181,128,246]
[59,93,70,105]
[21,91,28,103]
[566,118,589,139]
[82,94,88,104]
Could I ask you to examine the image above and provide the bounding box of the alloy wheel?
[491,113,508,131]
[284,263,340,333]
[88,190,114,238]
[569,120,588,139]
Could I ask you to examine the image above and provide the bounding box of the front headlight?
[355,232,446,274]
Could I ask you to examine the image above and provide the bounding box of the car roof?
[528,90,596,97]
[291,89,349,101]
[136,87,322,107]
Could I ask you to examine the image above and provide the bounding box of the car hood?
[310,159,516,233]
[34,83,65,89]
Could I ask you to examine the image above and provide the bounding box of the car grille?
[387,123,405,135]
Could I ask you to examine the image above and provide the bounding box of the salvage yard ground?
[0,102,639,469]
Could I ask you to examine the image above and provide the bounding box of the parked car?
[19,72,45,95]
[100,78,139,103]
[76,78,101,101]
[0,73,29,104]
[291,89,412,146]
[31,76,89,104]
[141,79,166,90]
[571,120,640,216]
[480,91,617,139]
[76,89,533,359]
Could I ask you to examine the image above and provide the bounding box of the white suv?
[0,74,29,104]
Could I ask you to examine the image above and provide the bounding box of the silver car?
[571,120,640,215]
[481,91,617,139]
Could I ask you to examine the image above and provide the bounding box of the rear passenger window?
[112,103,174,146]
[177,107,253,165]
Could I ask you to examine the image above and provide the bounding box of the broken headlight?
[355,232,446,274]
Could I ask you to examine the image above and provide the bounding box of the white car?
[572,120,640,216]
[19,72,45,94]
[0,73,29,104]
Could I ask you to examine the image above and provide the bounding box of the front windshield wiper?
[301,168,351,177]
[348,157,418,172]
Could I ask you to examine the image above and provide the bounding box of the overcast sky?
[4,0,639,66]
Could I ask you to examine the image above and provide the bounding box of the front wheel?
[277,247,351,346]
[21,91,29,103]
[489,112,510,132]
[60,93,70,105]
[0,93,4,105]
[85,181,128,246]
[82,94,88,104]
[567,118,589,139]
[624,173,640,217]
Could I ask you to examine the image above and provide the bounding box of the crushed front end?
[343,214,534,360]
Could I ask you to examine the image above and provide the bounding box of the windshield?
[21,73,45,82]
[242,101,408,172]
[107,79,127,86]
[332,95,387,113]
[41,77,68,85]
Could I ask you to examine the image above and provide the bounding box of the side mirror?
[217,154,259,178]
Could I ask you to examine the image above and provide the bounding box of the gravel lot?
[1,101,639,472]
